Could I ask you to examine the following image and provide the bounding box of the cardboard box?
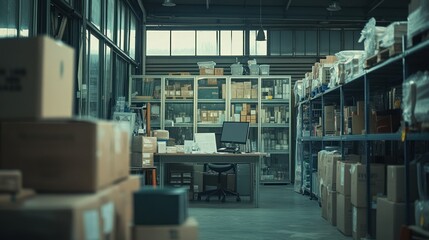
[0,194,101,239]
[376,197,406,240]
[336,161,358,196]
[98,185,118,240]
[0,170,22,193]
[244,89,251,99]
[0,120,113,192]
[141,137,157,153]
[356,101,365,116]
[153,130,169,140]
[199,68,214,75]
[131,153,154,167]
[321,185,328,220]
[207,78,217,85]
[134,188,188,225]
[0,36,75,119]
[133,217,198,240]
[327,190,337,226]
[387,165,418,203]
[337,193,352,236]
[112,123,130,182]
[236,88,244,99]
[325,153,341,191]
[251,89,258,99]
[222,84,226,99]
[352,206,366,240]
[351,164,386,207]
[115,176,141,240]
[324,106,336,132]
[352,114,364,135]
[214,68,224,75]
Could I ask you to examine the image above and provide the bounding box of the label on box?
[84,209,100,240]
[101,202,115,234]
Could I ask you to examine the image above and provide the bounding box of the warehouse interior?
[0,0,428,240]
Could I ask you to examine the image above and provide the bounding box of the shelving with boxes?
[130,74,292,184]
[296,37,429,240]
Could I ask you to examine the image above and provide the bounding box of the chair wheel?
[236,196,241,202]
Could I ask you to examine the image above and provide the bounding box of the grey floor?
[189,185,352,240]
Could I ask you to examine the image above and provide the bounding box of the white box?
[158,141,167,153]
[0,36,75,119]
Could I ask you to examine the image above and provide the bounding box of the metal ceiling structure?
[140,0,408,28]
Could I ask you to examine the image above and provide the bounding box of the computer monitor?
[220,121,250,145]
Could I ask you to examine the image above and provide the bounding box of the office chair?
[198,163,241,202]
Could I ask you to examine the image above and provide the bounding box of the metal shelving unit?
[130,75,292,183]
[297,38,429,238]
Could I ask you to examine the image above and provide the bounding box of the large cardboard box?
[0,194,101,239]
[337,193,352,236]
[214,68,224,75]
[327,190,337,226]
[132,136,157,153]
[112,123,130,182]
[387,165,418,203]
[324,106,336,132]
[115,176,141,240]
[0,120,114,192]
[352,114,364,135]
[133,217,198,240]
[98,185,118,240]
[352,206,376,240]
[376,197,406,240]
[199,68,214,75]
[131,153,154,167]
[321,185,328,220]
[351,164,385,207]
[336,161,359,196]
[0,36,75,119]
[325,153,341,191]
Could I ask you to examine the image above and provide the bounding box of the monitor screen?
[220,121,250,144]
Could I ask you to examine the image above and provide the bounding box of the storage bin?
[230,64,243,75]
[249,65,260,75]
[260,64,270,75]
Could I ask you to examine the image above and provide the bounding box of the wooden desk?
[156,152,262,207]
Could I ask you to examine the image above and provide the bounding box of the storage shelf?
[165,99,194,103]
[131,99,161,103]
[231,99,258,103]
[261,123,289,128]
[406,133,429,141]
[197,99,225,103]
[197,123,222,128]
[261,99,289,103]
[165,123,193,128]
[261,180,290,184]
[265,150,290,154]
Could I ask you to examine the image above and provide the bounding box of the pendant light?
[256,0,265,41]
[163,0,176,7]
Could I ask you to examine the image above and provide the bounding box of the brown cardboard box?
[337,193,352,236]
[327,190,337,226]
[376,197,406,240]
[133,217,198,240]
[98,185,118,240]
[325,153,341,191]
[244,89,251,99]
[351,164,385,207]
[356,101,365,116]
[222,84,226,99]
[199,68,214,75]
[240,116,247,122]
[116,176,141,240]
[153,130,169,140]
[336,161,359,196]
[387,165,418,203]
[324,106,336,132]
[0,193,102,239]
[352,206,376,240]
[132,136,157,153]
[131,153,154,167]
[0,36,75,119]
[214,68,224,75]
[0,170,22,193]
[207,78,217,85]
[251,88,258,99]
[112,123,130,182]
[231,89,237,99]
[243,81,252,89]
[0,120,113,192]
[236,88,244,99]
[321,185,328,220]
[352,114,364,135]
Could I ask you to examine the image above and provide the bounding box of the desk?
[156,153,262,208]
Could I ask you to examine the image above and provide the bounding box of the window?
[130,14,137,59]
[171,31,195,55]
[106,0,115,40]
[90,0,101,29]
[270,30,293,56]
[250,30,267,56]
[197,31,218,56]
[305,30,317,56]
[88,34,100,118]
[0,0,17,37]
[220,30,243,56]
[146,30,170,55]
[19,0,33,37]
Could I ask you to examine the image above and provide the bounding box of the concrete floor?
[189,185,352,240]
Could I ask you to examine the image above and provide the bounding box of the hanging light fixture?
[256,0,265,41]
[162,0,176,7]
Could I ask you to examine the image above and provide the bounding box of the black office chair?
[198,163,241,202]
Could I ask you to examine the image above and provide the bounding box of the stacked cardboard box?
[166,83,193,98]
[230,81,254,99]
[131,136,157,167]
[0,36,141,240]
[376,165,418,240]
[350,164,385,239]
[199,110,225,123]
[233,103,257,123]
